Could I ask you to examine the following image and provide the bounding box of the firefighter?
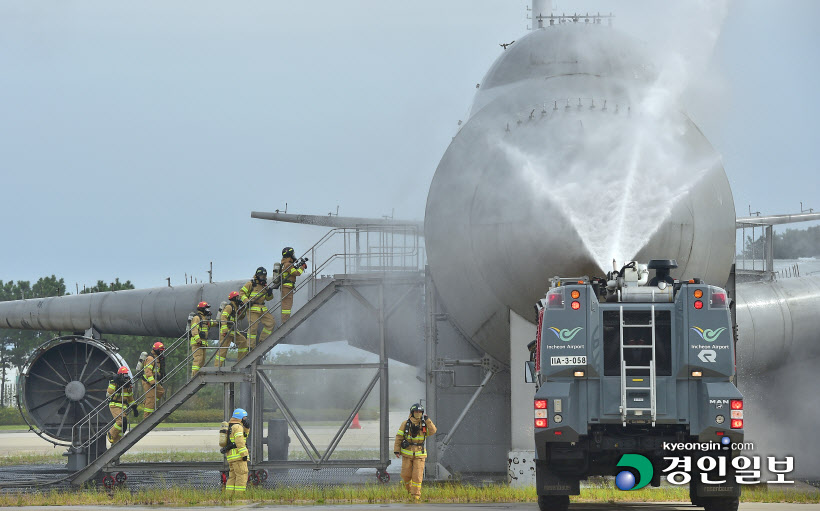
[106,366,135,444]
[280,247,307,324]
[190,301,218,377]
[240,267,275,352]
[216,291,248,366]
[141,342,165,419]
[394,403,437,501]
[224,408,250,496]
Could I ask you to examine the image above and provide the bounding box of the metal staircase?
[68,278,344,486]
[69,369,246,485]
[67,224,423,486]
[619,305,657,426]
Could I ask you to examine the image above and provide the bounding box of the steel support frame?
[66,274,423,485]
[423,268,502,479]
[242,278,396,474]
[423,266,440,477]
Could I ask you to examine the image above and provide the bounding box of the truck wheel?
[689,480,703,507]
[702,497,739,511]
[538,495,569,511]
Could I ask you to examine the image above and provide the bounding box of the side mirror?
[524,361,536,384]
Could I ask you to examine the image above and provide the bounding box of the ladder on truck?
[619,305,657,427]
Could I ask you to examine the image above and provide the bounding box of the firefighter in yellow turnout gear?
[190,301,218,377]
[240,267,275,352]
[394,403,437,500]
[216,291,248,366]
[280,247,307,324]
[141,342,165,419]
[106,366,135,444]
[224,408,251,495]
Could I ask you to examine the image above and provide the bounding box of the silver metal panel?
[425,25,735,365]
[735,275,820,375]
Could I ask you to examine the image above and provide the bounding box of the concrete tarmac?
[0,413,408,456]
[2,503,819,510]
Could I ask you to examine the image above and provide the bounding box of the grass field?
[1,449,816,506]
[0,482,816,506]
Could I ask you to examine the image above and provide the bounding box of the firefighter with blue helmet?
[225,408,250,495]
[394,403,437,501]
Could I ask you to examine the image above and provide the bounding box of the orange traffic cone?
[350,413,362,429]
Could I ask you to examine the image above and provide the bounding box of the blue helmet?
[232,408,248,420]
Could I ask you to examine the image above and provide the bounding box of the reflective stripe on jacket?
[226,421,249,461]
[220,302,246,336]
[106,381,134,407]
[394,415,437,458]
[280,258,304,288]
[240,280,273,308]
[143,354,161,384]
[190,313,218,346]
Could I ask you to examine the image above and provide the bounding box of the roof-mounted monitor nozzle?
[647,259,678,287]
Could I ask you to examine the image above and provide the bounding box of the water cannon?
[647,259,678,288]
[603,260,678,303]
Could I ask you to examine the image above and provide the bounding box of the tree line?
[740,225,820,260]
[0,275,183,408]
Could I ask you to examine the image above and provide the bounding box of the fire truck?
[526,260,743,511]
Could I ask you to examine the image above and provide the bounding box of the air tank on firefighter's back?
[424,22,735,363]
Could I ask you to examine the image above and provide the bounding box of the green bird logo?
[549,326,584,342]
[690,326,726,343]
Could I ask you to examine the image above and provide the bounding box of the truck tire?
[538,495,569,511]
[689,480,703,507]
[702,497,739,511]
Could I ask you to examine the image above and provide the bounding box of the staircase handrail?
[69,223,422,456]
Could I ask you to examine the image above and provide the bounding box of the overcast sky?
[1,1,818,290]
